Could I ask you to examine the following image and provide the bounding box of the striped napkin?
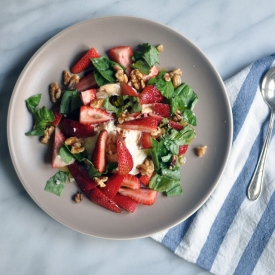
[152,54,275,275]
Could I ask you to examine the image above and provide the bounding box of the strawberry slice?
[88,187,123,213]
[76,73,98,92]
[80,89,97,105]
[118,188,158,206]
[116,133,133,175]
[91,129,108,173]
[117,116,159,133]
[153,103,171,117]
[113,193,138,213]
[179,144,188,156]
[68,162,97,194]
[120,82,138,96]
[71,47,100,74]
[100,174,124,199]
[52,105,63,127]
[139,174,154,187]
[139,85,164,104]
[169,120,184,131]
[140,132,153,149]
[109,46,133,75]
[79,106,113,124]
[52,127,74,168]
[121,174,141,189]
[62,118,95,138]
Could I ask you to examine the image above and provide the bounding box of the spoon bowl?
[262,67,275,110]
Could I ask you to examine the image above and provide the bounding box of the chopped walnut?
[94,176,108,188]
[63,70,80,89]
[137,158,154,176]
[195,146,207,157]
[73,192,83,203]
[90,98,104,108]
[49,82,61,103]
[129,69,146,91]
[171,109,182,122]
[156,44,164,52]
[151,127,163,139]
[65,137,85,154]
[163,72,171,82]
[113,64,128,83]
[172,74,181,88]
[40,126,55,144]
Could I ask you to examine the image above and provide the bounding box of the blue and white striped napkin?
[152,54,275,275]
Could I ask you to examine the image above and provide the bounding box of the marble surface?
[1,0,275,274]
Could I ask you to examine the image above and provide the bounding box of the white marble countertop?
[1,1,275,274]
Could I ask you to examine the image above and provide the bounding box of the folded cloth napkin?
[152,54,275,275]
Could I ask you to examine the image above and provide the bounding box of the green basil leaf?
[25,94,41,114]
[131,59,151,75]
[181,108,197,126]
[60,90,82,114]
[174,83,198,110]
[44,171,69,196]
[166,183,183,196]
[59,146,75,164]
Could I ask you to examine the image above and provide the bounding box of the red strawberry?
[169,120,184,131]
[91,129,108,173]
[179,144,188,156]
[113,193,138,213]
[52,105,63,126]
[109,46,133,75]
[153,103,171,117]
[140,132,153,149]
[76,73,98,92]
[139,85,164,104]
[79,106,113,124]
[88,187,123,213]
[100,174,124,199]
[139,174,154,187]
[120,82,138,96]
[52,127,74,168]
[143,65,159,82]
[118,116,159,133]
[80,89,97,105]
[62,118,95,138]
[71,47,100,74]
[121,174,141,189]
[116,133,133,175]
[68,162,97,195]
[118,188,158,206]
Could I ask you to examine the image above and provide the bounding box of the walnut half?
[195,146,207,157]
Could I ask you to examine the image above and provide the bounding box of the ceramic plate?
[7,16,232,239]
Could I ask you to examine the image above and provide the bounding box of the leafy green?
[60,90,82,114]
[25,94,42,114]
[132,43,160,74]
[89,162,118,178]
[44,171,69,196]
[166,183,183,196]
[59,144,92,165]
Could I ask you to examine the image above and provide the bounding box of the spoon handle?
[247,111,275,200]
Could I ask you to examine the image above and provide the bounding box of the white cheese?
[96,83,121,98]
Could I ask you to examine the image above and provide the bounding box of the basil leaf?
[181,108,197,126]
[44,171,69,196]
[174,83,198,111]
[88,163,102,178]
[131,60,151,75]
[59,146,75,164]
[25,94,41,114]
[166,183,183,196]
[149,174,179,193]
[60,90,82,114]
[161,168,181,180]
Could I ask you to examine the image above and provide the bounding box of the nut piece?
[151,127,163,139]
[63,70,80,89]
[40,126,55,144]
[94,176,108,188]
[195,146,207,157]
[90,98,104,108]
[171,109,182,122]
[163,72,171,82]
[50,82,61,103]
[171,74,181,88]
[65,137,85,154]
[73,191,83,203]
[156,44,164,52]
[137,158,154,176]
[113,64,128,83]
[129,69,146,91]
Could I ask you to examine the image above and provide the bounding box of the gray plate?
[7,16,232,239]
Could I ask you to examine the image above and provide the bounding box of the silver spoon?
[247,67,275,200]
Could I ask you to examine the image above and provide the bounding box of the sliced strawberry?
[143,65,159,82]
[169,120,184,131]
[139,174,154,187]
[179,144,188,156]
[71,47,100,74]
[62,118,95,138]
[79,106,113,124]
[120,82,138,96]
[68,162,97,195]
[91,129,108,173]
[100,174,124,199]
[118,188,158,206]
[139,85,164,104]
[153,103,171,117]
[148,113,164,123]
[116,133,133,175]
[88,187,123,213]
[118,116,159,133]
[121,174,141,189]
[80,89,97,105]
[109,46,133,75]
[52,105,63,127]
[76,73,98,92]
[140,132,153,149]
[113,193,138,213]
